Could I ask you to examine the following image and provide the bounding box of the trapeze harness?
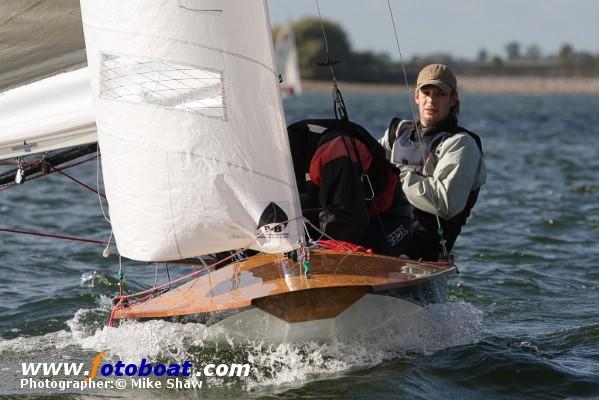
[389,118,483,260]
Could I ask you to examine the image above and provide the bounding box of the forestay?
[80,0,304,261]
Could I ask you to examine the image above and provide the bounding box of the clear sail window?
[99,53,225,119]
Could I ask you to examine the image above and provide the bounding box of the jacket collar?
[415,116,459,138]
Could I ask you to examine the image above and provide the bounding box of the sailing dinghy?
[274,22,303,96]
[0,0,456,343]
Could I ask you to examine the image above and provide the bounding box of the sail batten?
[81,0,304,261]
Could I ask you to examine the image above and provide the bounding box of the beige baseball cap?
[416,64,457,93]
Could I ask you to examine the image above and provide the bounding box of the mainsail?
[80,0,304,261]
[0,0,86,92]
[0,68,96,160]
[0,1,95,161]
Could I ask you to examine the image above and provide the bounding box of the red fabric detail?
[317,240,372,253]
[309,136,373,186]
[367,170,397,217]
[308,135,398,217]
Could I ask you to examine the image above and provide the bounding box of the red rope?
[57,154,99,170]
[0,227,110,246]
[0,161,40,166]
[108,297,126,327]
[0,155,99,192]
[51,167,106,199]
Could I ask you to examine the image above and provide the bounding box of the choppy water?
[1,91,598,399]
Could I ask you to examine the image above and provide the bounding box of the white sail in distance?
[80,0,304,261]
[274,22,303,95]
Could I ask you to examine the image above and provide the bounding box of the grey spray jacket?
[380,118,487,260]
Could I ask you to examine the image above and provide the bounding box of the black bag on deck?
[287,118,395,198]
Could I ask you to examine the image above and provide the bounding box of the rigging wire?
[386,0,426,163]
[0,154,98,192]
[302,217,357,252]
[94,144,116,259]
[117,255,124,296]
[107,215,374,322]
[314,0,349,120]
[0,227,113,246]
[302,219,314,242]
[51,166,106,198]
[314,0,337,81]
[112,217,302,299]
[95,144,111,224]
[386,0,449,259]
[164,261,173,290]
[153,262,159,290]
[0,150,116,256]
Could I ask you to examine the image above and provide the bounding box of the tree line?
[275,18,599,83]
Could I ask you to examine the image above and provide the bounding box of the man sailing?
[380,64,487,260]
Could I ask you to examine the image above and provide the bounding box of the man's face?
[415,85,457,127]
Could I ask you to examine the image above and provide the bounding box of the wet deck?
[113,250,455,321]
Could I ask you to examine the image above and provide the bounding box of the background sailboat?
[274,22,303,96]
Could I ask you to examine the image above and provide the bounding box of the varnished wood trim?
[253,286,368,323]
[113,250,455,320]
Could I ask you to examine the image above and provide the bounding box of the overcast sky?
[267,0,597,60]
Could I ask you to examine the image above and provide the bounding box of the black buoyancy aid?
[288,118,397,201]
[388,117,483,250]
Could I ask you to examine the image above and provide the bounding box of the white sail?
[274,22,303,95]
[80,0,304,261]
[0,1,94,161]
[0,0,86,92]
[0,67,96,161]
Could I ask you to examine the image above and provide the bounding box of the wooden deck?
[113,250,455,322]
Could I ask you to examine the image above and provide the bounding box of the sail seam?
[165,152,183,258]
[82,22,276,76]
[99,128,295,188]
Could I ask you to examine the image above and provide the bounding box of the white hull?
[210,293,423,343]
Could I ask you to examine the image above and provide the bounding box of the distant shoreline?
[303,76,599,94]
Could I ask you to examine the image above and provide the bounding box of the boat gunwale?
[113,249,456,320]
